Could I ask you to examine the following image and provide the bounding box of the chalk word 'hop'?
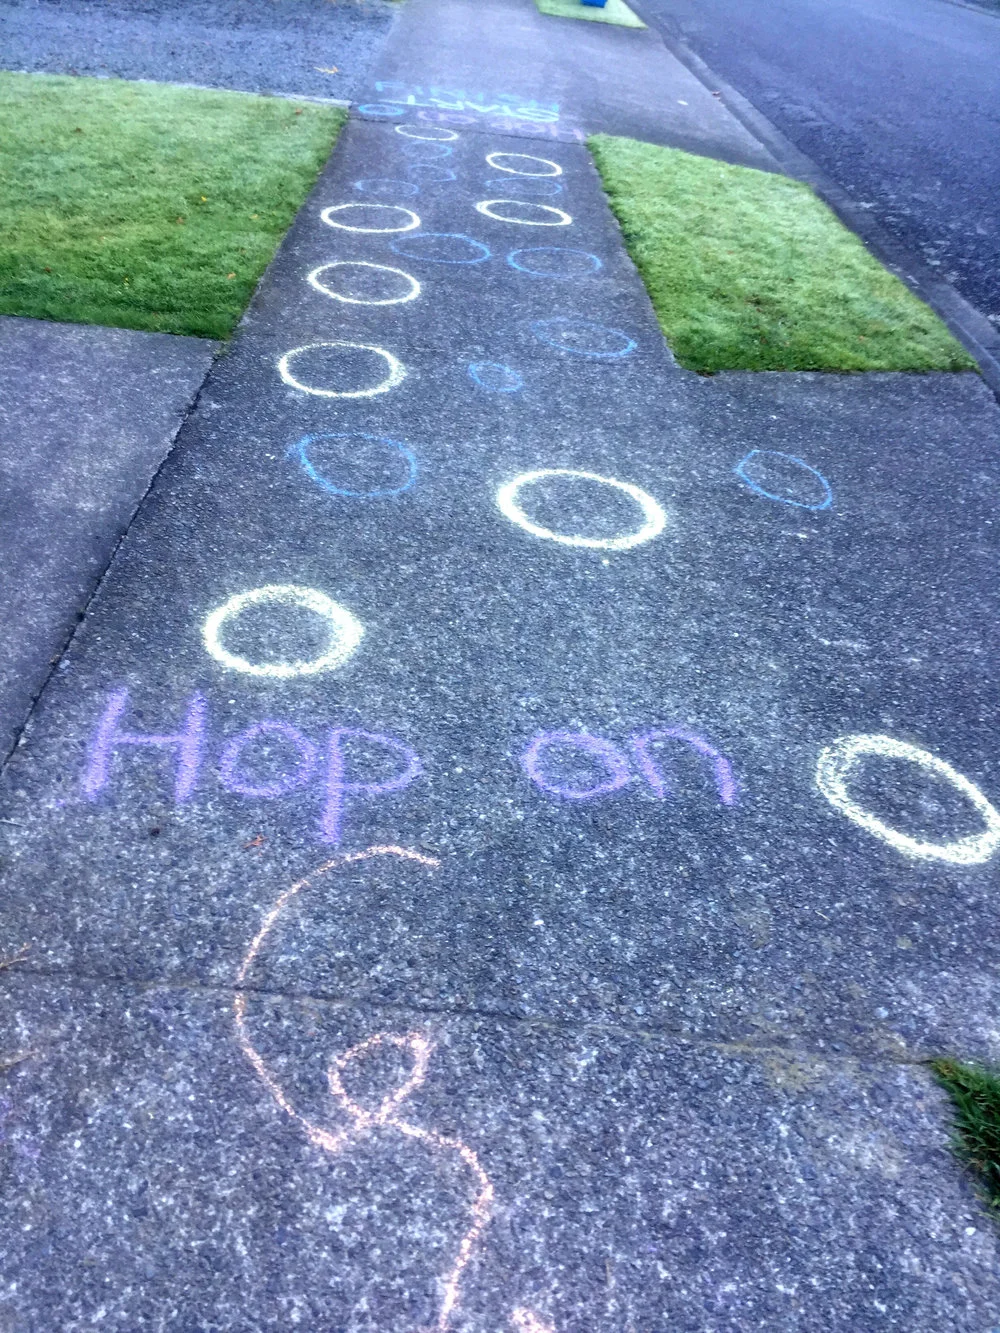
[817,733,1000,865]
[523,728,738,806]
[82,690,422,846]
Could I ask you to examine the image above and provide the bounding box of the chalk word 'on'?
[816,733,1000,865]
[202,585,364,678]
[82,691,422,846]
[522,728,738,806]
[497,469,666,551]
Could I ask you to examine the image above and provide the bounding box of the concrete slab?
[0,316,215,763]
[0,0,398,102]
[2,0,1000,1323]
[357,0,779,168]
[2,972,997,1331]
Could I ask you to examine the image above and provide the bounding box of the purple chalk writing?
[521,731,632,800]
[218,721,319,799]
[631,728,738,806]
[83,687,206,802]
[323,728,424,845]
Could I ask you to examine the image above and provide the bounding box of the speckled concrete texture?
[3,0,1000,1325]
[0,0,399,101]
[3,975,999,1331]
[0,316,214,762]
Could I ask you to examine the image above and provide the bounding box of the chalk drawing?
[475,200,572,227]
[395,124,459,142]
[234,846,553,1332]
[736,449,833,511]
[219,722,318,799]
[469,362,523,393]
[406,163,458,184]
[320,203,421,234]
[816,734,1000,865]
[530,317,637,359]
[508,248,602,279]
[400,140,454,160]
[307,261,421,307]
[278,342,406,399]
[202,585,364,678]
[289,432,418,499]
[354,178,420,198]
[485,177,563,197]
[373,83,561,124]
[486,152,563,177]
[631,728,738,806]
[356,103,406,118]
[83,688,206,801]
[83,692,422,845]
[522,731,631,800]
[391,233,491,264]
[496,469,666,550]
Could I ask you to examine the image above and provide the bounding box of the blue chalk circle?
[289,432,418,499]
[391,232,491,264]
[400,140,454,159]
[484,176,563,197]
[530,317,637,359]
[356,103,405,117]
[354,178,420,198]
[508,247,603,280]
[735,449,833,510]
[469,362,523,393]
[406,163,458,183]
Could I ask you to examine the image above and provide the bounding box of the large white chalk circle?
[486,151,563,177]
[307,261,421,306]
[816,733,1000,865]
[395,124,459,142]
[475,200,572,226]
[203,585,364,678]
[278,342,406,399]
[496,469,666,550]
[320,203,421,233]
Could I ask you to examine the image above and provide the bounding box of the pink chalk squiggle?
[234,846,553,1333]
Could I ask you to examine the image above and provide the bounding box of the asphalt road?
[632,0,1000,326]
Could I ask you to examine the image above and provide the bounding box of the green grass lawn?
[933,1059,1000,1214]
[0,73,346,339]
[588,133,975,373]
[536,0,646,28]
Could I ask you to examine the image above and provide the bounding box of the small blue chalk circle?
[469,362,523,393]
[508,247,603,279]
[735,449,833,511]
[289,432,418,499]
[530,316,636,359]
[354,178,420,198]
[391,232,491,264]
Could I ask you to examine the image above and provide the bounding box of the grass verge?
[535,0,646,28]
[588,133,975,373]
[0,73,346,339]
[932,1059,1000,1213]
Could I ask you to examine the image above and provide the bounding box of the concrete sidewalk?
[2,0,1000,1328]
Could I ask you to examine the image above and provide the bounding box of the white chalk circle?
[278,342,406,399]
[496,468,666,551]
[320,203,421,234]
[307,261,421,306]
[475,200,572,226]
[395,124,459,142]
[203,585,364,678]
[816,733,1000,865]
[486,151,563,178]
